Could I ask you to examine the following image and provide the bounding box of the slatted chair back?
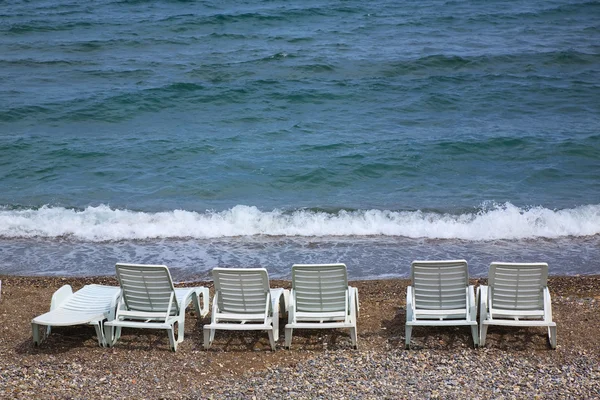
[213,268,270,314]
[291,263,348,313]
[115,263,179,317]
[488,262,548,311]
[411,260,469,310]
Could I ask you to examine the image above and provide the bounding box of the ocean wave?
[0,203,598,242]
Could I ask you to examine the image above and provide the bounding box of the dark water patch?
[299,143,349,152]
[295,63,337,73]
[5,20,95,34]
[271,89,345,104]
[543,50,599,66]
[435,137,531,154]
[351,163,396,179]
[86,68,155,80]
[381,51,600,78]
[0,59,87,68]
[5,82,211,123]
[208,12,288,25]
[207,32,254,40]
[287,37,315,44]
[277,167,346,187]
[256,52,297,62]
[0,105,52,123]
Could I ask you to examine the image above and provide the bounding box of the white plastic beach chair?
[103,263,209,352]
[203,268,288,351]
[31,284,121,347]
[405,260,478,349]
[284,263,359,349]
[479,262,557,349]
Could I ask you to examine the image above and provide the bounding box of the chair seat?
[204,322,273,331]
[286,321,355,329]
[105,319,177,330]
[482,319,556,327]
[33,309,107,326]
[407,319,477,327]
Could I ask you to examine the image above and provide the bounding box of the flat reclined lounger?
[32,284,121,347]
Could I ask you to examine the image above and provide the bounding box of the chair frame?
[104,263,209,352]
[284,263,359,349]
[405,260,479,349]
[203,267,288,351]
[478,262,557,349]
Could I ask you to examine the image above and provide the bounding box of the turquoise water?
[1,0,599,279]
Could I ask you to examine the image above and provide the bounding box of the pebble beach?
[1,275,599,399]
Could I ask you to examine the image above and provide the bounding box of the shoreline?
[1,274,599,398]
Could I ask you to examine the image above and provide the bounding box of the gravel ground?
[192,348,600,399]
[1,275,599,399]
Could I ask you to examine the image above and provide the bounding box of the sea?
[1,0,599,280]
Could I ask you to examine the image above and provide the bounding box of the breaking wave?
[1,203,599,242]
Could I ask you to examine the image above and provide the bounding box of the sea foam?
[0,203,599,242]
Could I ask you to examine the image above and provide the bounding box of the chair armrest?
[478,285,489,324]
[210,292,220,323]
[105,289,121,322]
[349,286,359,318]
[270,288,289,318]
[50,285,73,311]
[287,289,296,324]
[406,286,414,322]
[467,285,476,322]
[543,287,553,322]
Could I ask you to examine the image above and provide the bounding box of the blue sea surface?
[1,0,599,279]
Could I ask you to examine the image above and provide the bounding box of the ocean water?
[1,0,599,279]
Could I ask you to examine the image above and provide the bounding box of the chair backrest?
[411,260,469,310]
[488,262,548,310]
[291,264,348,313]
[115,263,179,315]
[212,268,270,314]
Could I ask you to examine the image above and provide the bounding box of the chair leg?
[350,326,358,349]
[267,330,276,351]
[470,325,480,348]
[405,325,412,349]
[167,328,177,352]
[203,328,212,350]
[177,320,185,343]
[32,323,43,346]
[479,324,488,347]
[548,325,557,349]
[103,324,115,347]
[93,322,104,347]
[284,327,293,349]
[273,316,279,340]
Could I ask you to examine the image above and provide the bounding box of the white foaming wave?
[0,203,599,242]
